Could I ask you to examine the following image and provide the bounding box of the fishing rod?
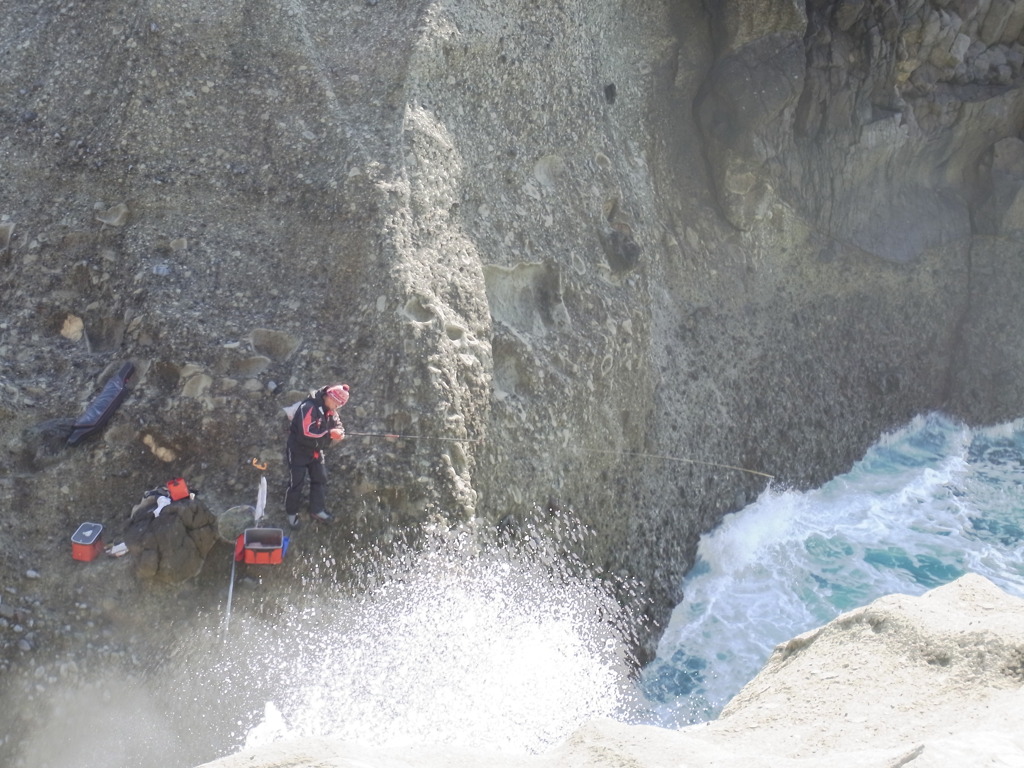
[345,432,773,479]
[345,431,483,444]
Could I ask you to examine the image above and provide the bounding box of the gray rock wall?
[2,0,1024,657]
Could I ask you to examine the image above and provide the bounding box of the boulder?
[125,498,219,583]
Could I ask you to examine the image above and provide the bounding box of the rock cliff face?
[3,0,1024,673]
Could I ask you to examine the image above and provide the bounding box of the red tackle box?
[72,522,104,562]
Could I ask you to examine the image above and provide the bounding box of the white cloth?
[153,495,171,518]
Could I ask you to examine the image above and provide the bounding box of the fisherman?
[284,383,349,529]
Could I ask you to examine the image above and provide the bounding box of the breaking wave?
[640,412,1024,726]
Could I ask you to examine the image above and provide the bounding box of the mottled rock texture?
[125,497,219,582]
[3,0,1024,664]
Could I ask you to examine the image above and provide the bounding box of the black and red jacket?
[287,389,343,461]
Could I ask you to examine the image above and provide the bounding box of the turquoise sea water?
[639,412,1024,726]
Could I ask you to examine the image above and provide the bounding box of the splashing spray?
[230,508,647,755]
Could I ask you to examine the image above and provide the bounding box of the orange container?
[245,548,282,565]
[167,477,190,501]
[234,528,287,565]
[72,523,104,562]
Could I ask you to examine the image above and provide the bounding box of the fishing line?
[346,431,484,444]
[345,432,773,480]
[580,448,775,480]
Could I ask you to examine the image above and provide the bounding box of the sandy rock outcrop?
[197,574,1024,768]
